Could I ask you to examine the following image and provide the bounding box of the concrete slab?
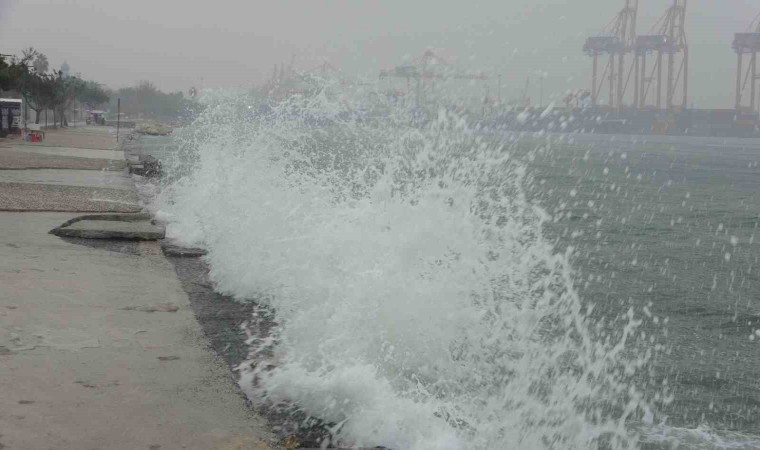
[0,168,134,190]
[0,182,141,212]
[162,240,208,257]
[0,148,127,170]
[53,218,165,240]
[0,144,123,160]
[0,212,274,450]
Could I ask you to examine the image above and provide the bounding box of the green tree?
[0,55,15,91]
[0,52,33,92]
[78,80,110,108]
[57,76,91,126]
[111,80,195,121]
[7,50,55,124]
[32,53,48,74]
[52,77,109,126]
[2,48,113,127]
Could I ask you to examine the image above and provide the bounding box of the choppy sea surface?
[524,134,760,449]
[143,94,760,449]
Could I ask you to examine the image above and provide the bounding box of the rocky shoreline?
[125,133,371,450]
[134,121,173,136]
[165,256,341,448]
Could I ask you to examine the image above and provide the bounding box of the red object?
[31,134,41,143]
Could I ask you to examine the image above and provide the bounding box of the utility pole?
[116,98,120,143]
[540,74,545,107]
[498,74,502,104]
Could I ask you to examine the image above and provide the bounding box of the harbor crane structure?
[634,0,689,111]
[379,50,488,106]
[583,0,638,109]
[733,13,760,113]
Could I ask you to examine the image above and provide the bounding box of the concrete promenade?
[0,127,274,450]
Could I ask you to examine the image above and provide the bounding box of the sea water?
[153,88,760,449]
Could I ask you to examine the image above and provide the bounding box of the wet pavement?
[0,128,139,212]
[0,126,274,450]
[0,182,141,212]
[0,168,135,190]
[0,147,127,170]
[1,143,124,160]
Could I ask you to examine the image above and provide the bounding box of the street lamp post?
[116,98,120,143]
[533,70,548,108]
[498,74,502,104]
[540,77,544,108]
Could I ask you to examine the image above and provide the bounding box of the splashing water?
[158,87,658,449]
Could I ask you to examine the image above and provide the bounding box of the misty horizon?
[1,1,758,108]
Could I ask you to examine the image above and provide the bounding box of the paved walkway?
[0,127,274,450]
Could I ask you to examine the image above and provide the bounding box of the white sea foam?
[641,424,760,450]
[159,87,660,449]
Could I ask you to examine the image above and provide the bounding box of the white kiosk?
[0,98,22,136]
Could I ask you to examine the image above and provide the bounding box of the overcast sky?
[1,0,757,108]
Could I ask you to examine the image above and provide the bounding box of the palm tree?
[21,47,47,74]
[33,54,48,74]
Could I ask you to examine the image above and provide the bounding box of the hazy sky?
[1,0,757,108]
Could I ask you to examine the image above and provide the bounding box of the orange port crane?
[583,0,638,109]
[733,13,760,113]
[635,0,689,111]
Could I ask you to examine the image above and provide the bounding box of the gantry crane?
[583,0,638,109]
[635,0,689,111]
[379,50,487,106]
[733,13,760,113]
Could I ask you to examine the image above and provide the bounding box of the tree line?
[109,80,197,122]
[0,48,109,126]
[1,48,197,126]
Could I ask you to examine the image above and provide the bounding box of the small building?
[0,98,22,135]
